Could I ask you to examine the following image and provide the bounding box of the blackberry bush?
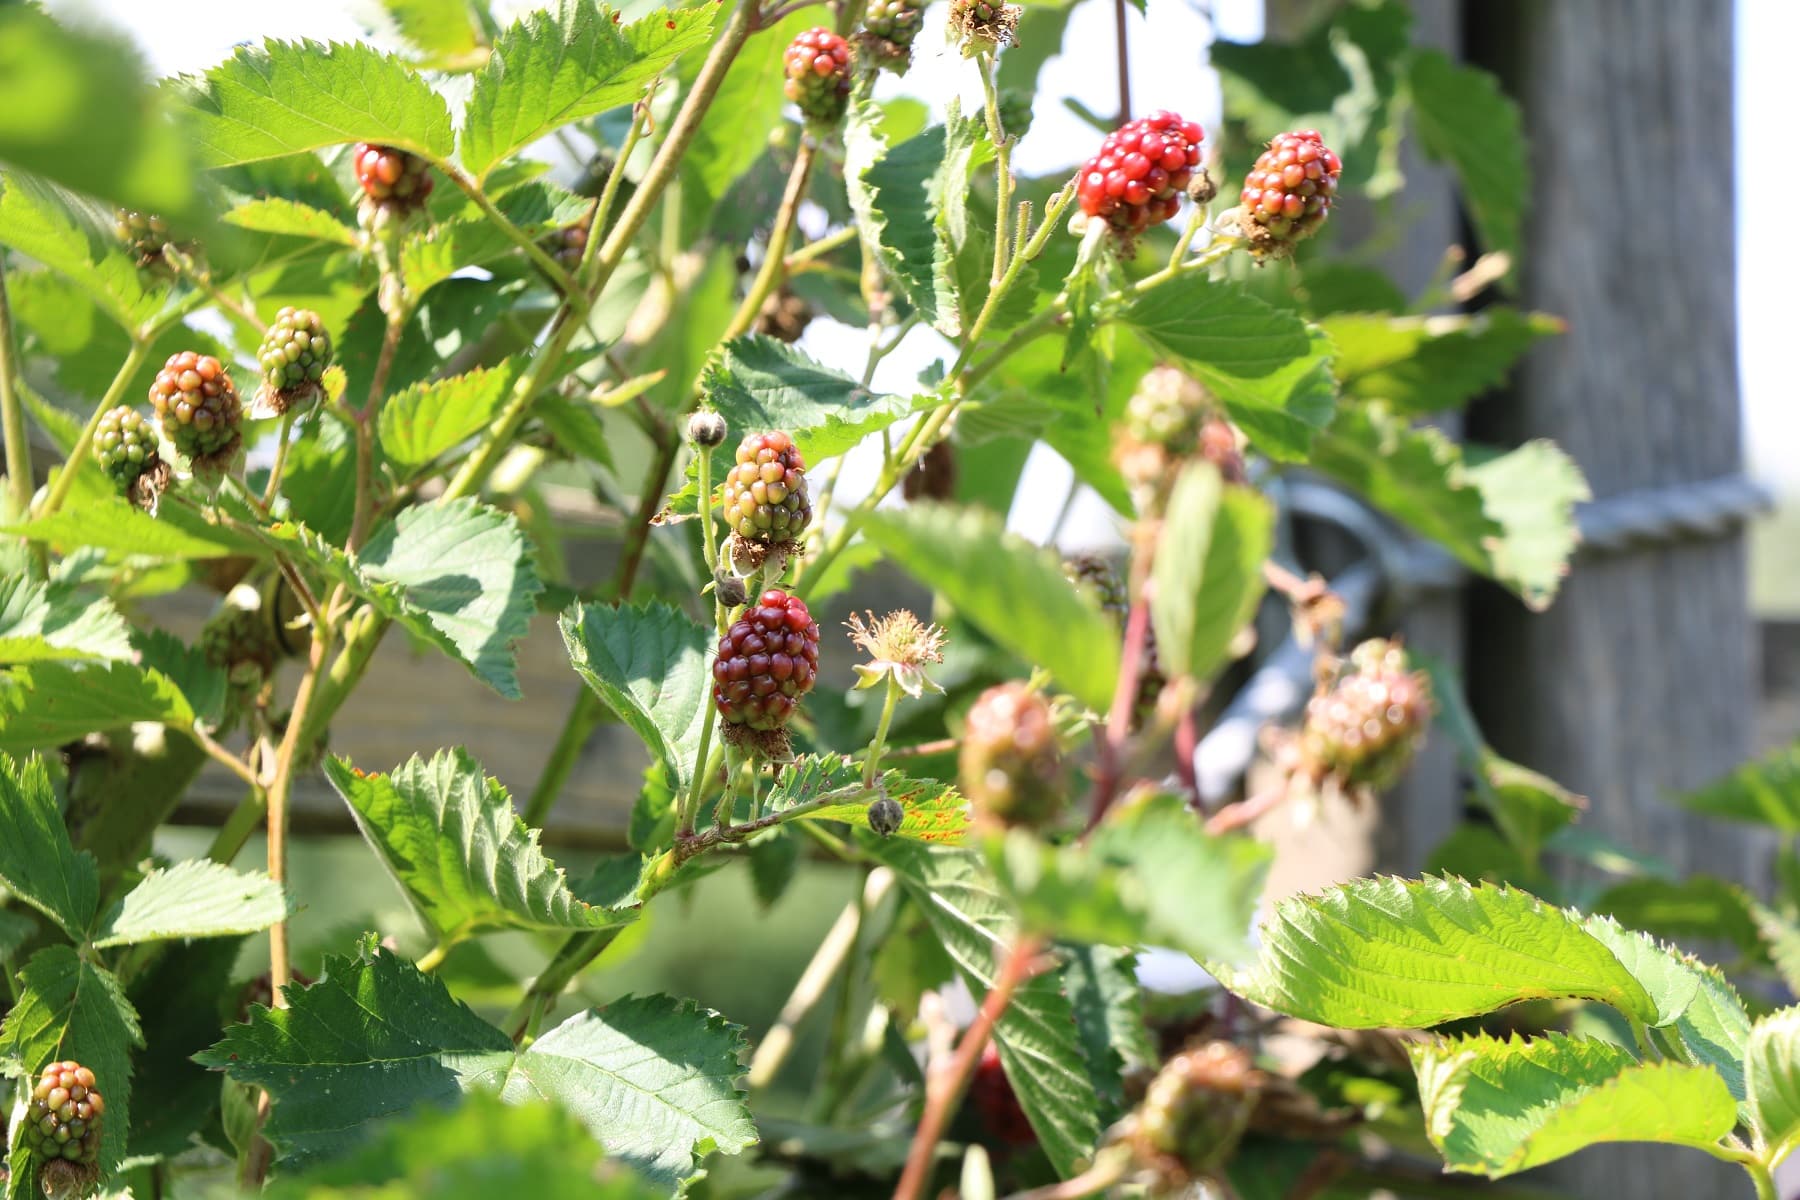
[782,28,853,127]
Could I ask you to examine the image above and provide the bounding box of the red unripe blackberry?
[1301,638,1433,790]
[25,1061,104,1166]
[1126,1042,1262,1185]
[93,406,159,490]
[959,682,1063,829]
[970,1044,1036,1149]
[783,28,853,126]
[1235,129,1342,259]
[1076,111,1204,238]
[722,431,813,546]
[353,143,433,210]
[149,350,242,464]
[713,589,820,733]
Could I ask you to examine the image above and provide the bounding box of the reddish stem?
[1087,595,1151,830]
[892,935,1046,1200]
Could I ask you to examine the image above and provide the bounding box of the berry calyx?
[947,0,1020,56]
[25,1061,104,1167]
[783,29,853,127]
[253,307,332,417]
[149,350,242,471]
[713,589,821,756]
[959,682,1064,829]
[861,0,925,71]
[722,430,813,551]
[1234,129,1342,259]
[687,410,729,448]
[1125,1042,1262,1186]
[93,406,164,496]
[1077,112,1205,240]
[353,143,434,230]
[1301,638,1433,791]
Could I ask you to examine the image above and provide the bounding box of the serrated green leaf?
[0,661,196,754]
[222,195,358,245]
[175,39,455,166]
[1149,464,1272,682]
[1323,310,1563,414]
[560,602,711,805]
[0,753,99,940]
[1590,875,1765,960]
[1411,1033,1735,1177]
[91,860,286,948]
[0,173,168,330]
[400,182,588,294]
[868,840,1104,1176]
[379,359,520,473]
[323,749,641,940]
[1062,945,1153,1123]
[702,336,914,463]
[0,909,33,964]
[198,944,753,1187]
[459,3,715,181]
[0,574,134,663]
[1747,1007,1800,1165]
[0,946,143,1178]
[861,504,1119,712]
[1465,439,1590,610]
[1218,875,1659,1028]
[382,0,486,69]
[254,500,542,698]
[1754,903,1800,996]
[1676,740,1800,831]
[1409,50,1528,272]
[767,753,970,844]
[4,492,265,560]
[124,937,242,1160]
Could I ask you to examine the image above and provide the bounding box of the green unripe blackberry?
[253,307,331,417]
[93,406,160,491]
[721,431,812,547]
[783,28,853,127]
[1301,638,1433,791]
[1126,366,1209,449]
[201,583,280,691]
[959,682,1063,829]
[149,350,242,467]
[1126,1042,1261,1189]
[24,1060,104,1167]
[862,0,925,71]
[996,88,1035,140]
[114,209,192,273]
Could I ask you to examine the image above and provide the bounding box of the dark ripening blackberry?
[253,306,332,417]
[1077,112,1204,240]
[722,430,813,551]
[25,1061,104,1167]
[149,350,242,473]
[861,0,925,71]
[1235,129,1342,260]
[713,589,820,758]
[783,28,853,127]
[546,218,588,273]
[901,439,957,501]
[1302,638,1433,791]
[1125,1042,1262,1186]
[959,682,1064,829]
[970,1044,1036,1150]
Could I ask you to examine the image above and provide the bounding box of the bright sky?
[46,0,1796,503]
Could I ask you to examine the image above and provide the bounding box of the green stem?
[862,676,902,787]
[0,255,31,515]
[40,339,149,517]
[259,409,299,511]
[206,787,267,866]
[414,940,453,973]
[522,690,602,828]
[1627,1014,1662,1061]
[677,705,721,838]
[697,442,718,577]
[1747,1161,1777,1200]
[443,165,582,303]
[784,223,858,272]
[978,56,1011,286]
[723,140,816,341]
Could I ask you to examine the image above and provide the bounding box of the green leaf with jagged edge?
[1322,310,1564,414]
[3,489,265,560]
[0,909,33,964]
[173,38,454,166]
[1410,1033,1736,1177]
[381,0,487,70]
[1120,277,1334,460]
[1149,463,1273,683]
[1062,945,1155,1124]
[0,946,143,1185]
[1591,875,1766,961]
[1675,739,1800,831]
[560,601,711,807]
[264,1091,663,1199]
[990,795,1272,965]
[322,749,642,940]
[702,336,917,463]
[401,184,590,295]
[0,173,169,330]
[1408,50,1528,274]
[379,358,522,474]
[198,942,755,1188]
[0,662,196,755]
[0,754,99,940]
[0,574,134,663]
[124,938,242,1161]
[1747,1007,1800,1166]
[1216,875,1661,1029]
[459,3,715,181]
[845,98,994,336]
[861,504,1120,713]
[222,195,358,245]
[765,753,971,844]
[1310,405,1587,609]
[90,861,286,948]
[867,840,1106,1177]
[0,7,195,217]
[251,500,542,699]
[1753,903,1800,997]
[135,627,229,730]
